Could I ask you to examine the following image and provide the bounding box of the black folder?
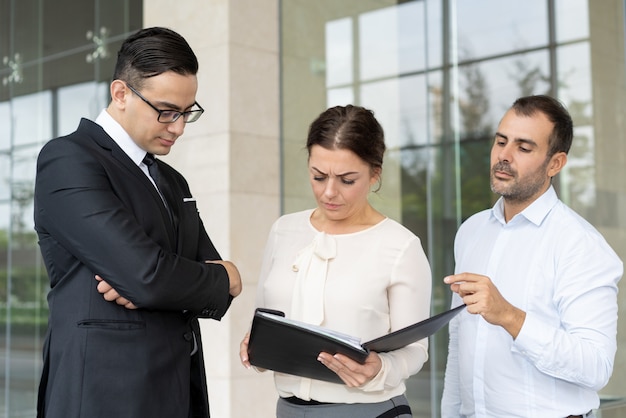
[247,304,465,384]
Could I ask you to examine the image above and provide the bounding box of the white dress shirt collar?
[491,185,559,227]
[94,109,147,167]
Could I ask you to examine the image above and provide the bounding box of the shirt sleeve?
[512,231,622,390]
[360,236,432,392]
[255,219,280,309]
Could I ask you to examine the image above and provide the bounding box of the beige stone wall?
[144,1,280,417]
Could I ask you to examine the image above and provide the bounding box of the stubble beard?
[490,160,550,204]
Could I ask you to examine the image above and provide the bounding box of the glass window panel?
[361,73,439,150]
[0,202,7,231]
[11,144,38,233]
[327,87,354,107]
[425,0,444,69]
[91,0,142,85]
[556,42,594,215]
[360,78,401,148]
[43,1,95,56]
[454,0,548,60]
[0,154,8,202]
[11,91,52,148]
[58,81,109,136]
[556,42,592,120]
[3,2,140,101]
[359,2,426,81]
[358,78,404,222]
[561,125,595,214]
[359,7,400,81]
[0,1,15,102]
[396,1,427,74]
[456,50,551,137]
[97,0,143,40]
[457,132,494,221]
[4,164,45,418]
[325,18,353,87]
[43,48,98,99]
[425,72,445,144]
[0,1,43,101]
[0,1,8,62]
[9,59,41,100]
[0,102,9,151]
[555,0,589,42]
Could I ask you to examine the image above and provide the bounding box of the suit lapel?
[85,120,154,195]
[80,119,178,248]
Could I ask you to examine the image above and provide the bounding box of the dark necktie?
[143,153,175,227]
[143,153,161,191]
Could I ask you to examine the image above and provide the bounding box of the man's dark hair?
[113,27,198,89]
[511,95,573,157]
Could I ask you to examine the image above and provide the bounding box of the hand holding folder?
[247,304,465,384]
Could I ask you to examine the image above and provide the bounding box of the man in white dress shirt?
[441,95,622,418]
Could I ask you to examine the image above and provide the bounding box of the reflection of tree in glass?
[508,59,550,97]
[1,180,48,331]
[561,98,595,216]
[11,181,34,246]
[457,62,494,220]
[459,62,491,139]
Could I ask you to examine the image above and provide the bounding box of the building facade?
[0,0,624,417]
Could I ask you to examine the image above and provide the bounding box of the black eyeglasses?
[126,84,204,123]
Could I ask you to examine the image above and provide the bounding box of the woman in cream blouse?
[241,105,432,418]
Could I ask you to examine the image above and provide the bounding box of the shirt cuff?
[359,353,390,392]
[511,311,552,360]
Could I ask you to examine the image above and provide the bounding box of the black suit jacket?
[34,118,232,418]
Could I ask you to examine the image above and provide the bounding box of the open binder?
[247,304,465,384]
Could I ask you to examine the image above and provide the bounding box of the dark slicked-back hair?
[510,95,573,157]
[113,27,198,89]
[306,105,386,176]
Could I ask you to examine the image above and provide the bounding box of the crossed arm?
[96,259,243,310]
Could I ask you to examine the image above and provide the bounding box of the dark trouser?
[276,394,412,418]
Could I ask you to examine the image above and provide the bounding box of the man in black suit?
[34,27,242,418]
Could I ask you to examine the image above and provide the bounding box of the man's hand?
[95,275,137,309]
[444,272,526,339]
[317,351,382,387]
[205,260,242,297]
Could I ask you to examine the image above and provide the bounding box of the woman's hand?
[239,332,252,369]
[317,351,382,387]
